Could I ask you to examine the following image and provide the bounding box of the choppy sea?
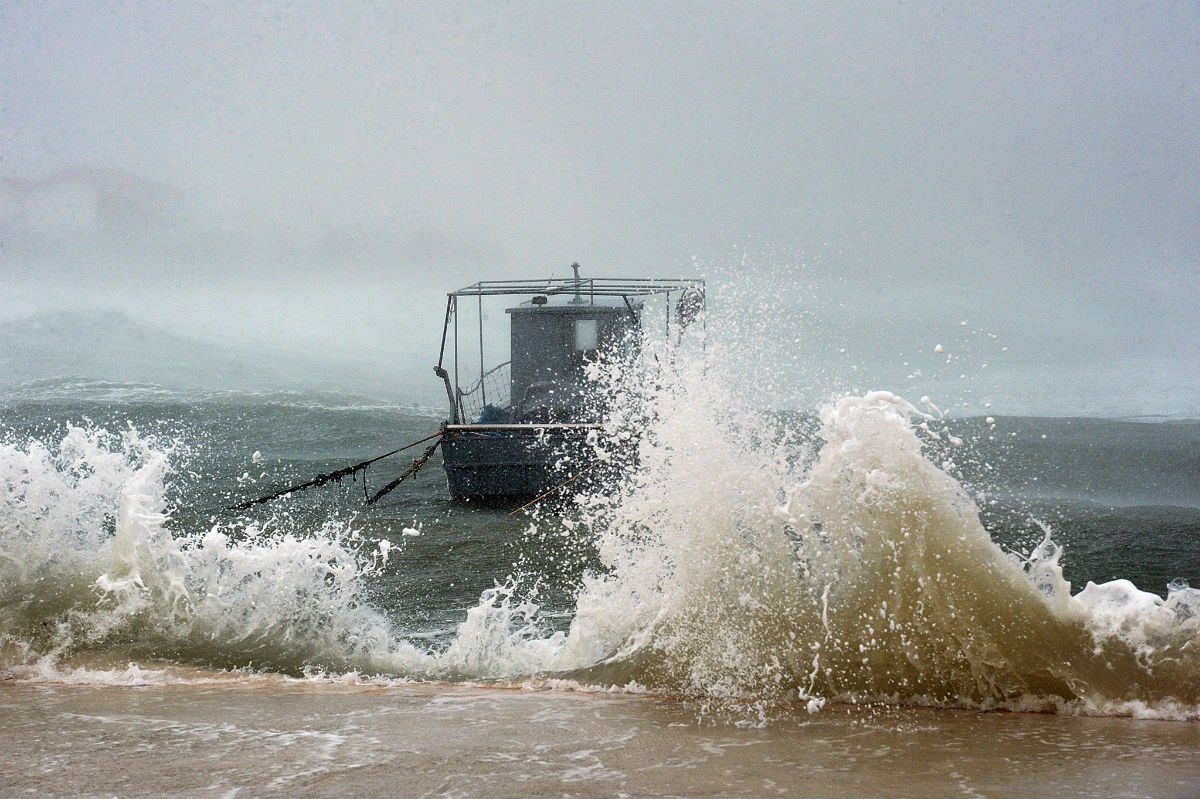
[2,365,1199,798]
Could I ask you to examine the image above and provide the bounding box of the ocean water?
[2,354,1199,796]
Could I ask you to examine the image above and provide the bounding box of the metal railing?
[448,277,704,299]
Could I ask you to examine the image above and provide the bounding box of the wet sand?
[3,680,1198,798]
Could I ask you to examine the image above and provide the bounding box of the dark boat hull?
[440,425,613,499]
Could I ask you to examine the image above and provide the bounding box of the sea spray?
[785,391,1096,707]
[3,362,1198,719]
[0,424,586,682]
[0,425,427,677]
[0,425,150,661]
[437,581,567,678]
[794,394,1199,715]
[559,335,821,715]
[558,345,1200,719]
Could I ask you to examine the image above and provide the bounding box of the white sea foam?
[0,424,586,684]
[532,332,1200,720]
[3,335,1198,721]
[0,425,433,678]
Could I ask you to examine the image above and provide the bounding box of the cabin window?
[574,318,598,351]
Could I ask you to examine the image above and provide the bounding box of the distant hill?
[0,309,429,401]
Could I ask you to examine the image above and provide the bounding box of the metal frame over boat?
[435,264,705,499]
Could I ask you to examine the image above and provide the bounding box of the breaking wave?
[553,340,1200,720]
[0,425,407,676]
[0,425,573,682]
[2,352,1198,722]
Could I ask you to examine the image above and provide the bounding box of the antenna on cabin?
[570,262,584,304]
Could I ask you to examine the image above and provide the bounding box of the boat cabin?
[435,265,704,498]
[506,295,640,423]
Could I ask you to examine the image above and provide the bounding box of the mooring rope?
[366,439,442,504]
[507,460,602,516]
[227,430,443,511]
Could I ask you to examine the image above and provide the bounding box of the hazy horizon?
[2,2,1196,417]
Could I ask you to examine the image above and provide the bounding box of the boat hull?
[440,425,612,499]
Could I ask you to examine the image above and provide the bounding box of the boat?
[435,264,705,500]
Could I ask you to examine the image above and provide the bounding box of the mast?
[570,262,584,304]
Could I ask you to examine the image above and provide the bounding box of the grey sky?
[1,2,1196,415]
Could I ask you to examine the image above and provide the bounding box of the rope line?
[367,439,441,504]
[226,430,443,511]
[507,461,602,516]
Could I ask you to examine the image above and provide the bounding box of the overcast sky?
[1,2,1196,415]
